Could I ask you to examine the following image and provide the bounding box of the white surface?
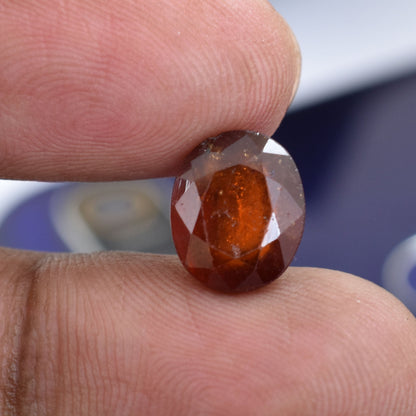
[0,181,59,224]
[382,234,416,315]
[272,0,416,108]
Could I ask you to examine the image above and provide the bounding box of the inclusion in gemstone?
[171,130,305,293]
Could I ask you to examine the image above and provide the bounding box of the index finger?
[0,0,300,182]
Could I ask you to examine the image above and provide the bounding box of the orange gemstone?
[171,131,305,293]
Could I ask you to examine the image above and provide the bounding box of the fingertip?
[0,0,301,181]
[4,249,416,414]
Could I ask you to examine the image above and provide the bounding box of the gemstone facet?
[171,131,305,293]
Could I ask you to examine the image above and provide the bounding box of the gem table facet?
[171,131,305,293]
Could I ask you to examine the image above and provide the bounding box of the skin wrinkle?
[1,255,44,416]
[51,253,156,414]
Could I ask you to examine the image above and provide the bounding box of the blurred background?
[1,1,416,312]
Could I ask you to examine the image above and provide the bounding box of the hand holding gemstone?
[2,0,415,413]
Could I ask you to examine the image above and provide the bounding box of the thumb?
[2,248,416,415]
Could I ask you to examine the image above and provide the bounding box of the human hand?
[1,1,416,415]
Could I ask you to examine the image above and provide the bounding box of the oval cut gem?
[171,131,305,293]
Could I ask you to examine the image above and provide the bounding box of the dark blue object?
[274,71,416,287]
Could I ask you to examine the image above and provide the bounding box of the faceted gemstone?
[171,130,305,293]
